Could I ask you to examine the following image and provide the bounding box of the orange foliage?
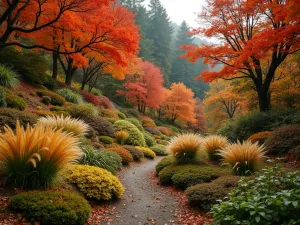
[156,127,173,136]
[163,83,196,124]
[182,0,300,111]
[118,61,164,112]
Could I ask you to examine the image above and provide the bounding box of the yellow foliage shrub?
[135,146,156,159]
[63,165,124,200]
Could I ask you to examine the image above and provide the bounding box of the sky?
[143,0,207,28]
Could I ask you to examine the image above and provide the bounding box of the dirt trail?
[111,157,178,225]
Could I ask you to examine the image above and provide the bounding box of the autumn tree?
[183,0,300,111]
[119,61,164,113]
[44,4,140,85]
[188,99,207,134]
[0,0,109,50]
[163,82,196,124]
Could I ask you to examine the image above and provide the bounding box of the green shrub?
[135,146,156,159]
[99,136,113,144]
[0,108,37,129]
[83,116,115,137]
[185,176,240,211]
[91,88,102,96]
[121,108,140,118]
[65,104,98,120]
[123,145,144,161]
[57,88,84,104]
[79,145,122,174]
[3,88,26,110]
[0,64,19,88]
[64,165,124,200]
[157,139,169,145]
[144,132,156,147]
[107,118,119,124]
[0,48,49,84]
[211,166,300,225]
[158,164,228,188]
[217,109,300,141]
[0,87,7,107]
[151,145,168,156]
[37,89,66,106]
[99,109,119,118]
[113,120,146,146]
[43,76,58,90]
[9,190,91,225]
[265,124,300,155]
[126,118,144,131]
[117,111,126,119]
[155,156,175,175]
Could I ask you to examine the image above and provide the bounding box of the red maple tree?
[182,0,300,111]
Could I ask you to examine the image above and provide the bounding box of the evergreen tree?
[170,21,209,99]
[148,0,173,85]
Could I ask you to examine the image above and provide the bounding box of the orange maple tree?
[119,61,165,113]
[182,0,300,111]
[163,82,196,124]
[188,99,207,134]
[0,0,111,50]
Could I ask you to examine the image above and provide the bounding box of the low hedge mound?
[185,176,241,211]
[63,165,124,200]
[123,145,144,161]
[9,190,91,225]
[155,156,175,175]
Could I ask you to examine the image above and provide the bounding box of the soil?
[111,157,178,225]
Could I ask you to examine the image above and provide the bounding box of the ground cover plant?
[9,190,91,225]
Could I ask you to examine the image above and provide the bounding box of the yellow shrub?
[135,146,156,159]
[63,165,124,200]
[37,115,89,137]
[248,131,272,145]
[218,141,266,175]
[115,130,129,145]
[167,133,202,164]
[0,121,81,188]
[202,135,229,161]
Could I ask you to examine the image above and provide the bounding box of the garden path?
[111,157,178,225]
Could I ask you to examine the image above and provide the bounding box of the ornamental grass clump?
[167,133,202,164]
[218,141,266,176]
[115,130,129,145]
[37,115,89,137]
[0,121,81,188]
[203,135,229,161]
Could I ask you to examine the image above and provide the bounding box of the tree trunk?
[52,52,58,79]
[256,85,271,112]
[80,82,85,91]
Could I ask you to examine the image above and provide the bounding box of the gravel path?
[111,157,178,225]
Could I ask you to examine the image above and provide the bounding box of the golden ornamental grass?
[115,130,129,144]
[167,133,202,164]
[0,121,82,188]
[218,140,266,175]
[37,115,89,137]
[202,135,229,161]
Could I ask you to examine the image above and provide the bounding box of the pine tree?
[170,21,209,99]
[148,0,173,85]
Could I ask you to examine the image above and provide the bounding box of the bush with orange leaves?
[0,121,81,189]
[115,130,129,145]
[167,134,202,164]
[218,141,266,176]
[157,126,173,136]
[141,116,156,128]
[248,131,272,145]
[106,147,133,165]
[98,96,113,109]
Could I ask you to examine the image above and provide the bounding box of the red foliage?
[119,61,164,112]
[98,96,113,109]
[81,91,100,106]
